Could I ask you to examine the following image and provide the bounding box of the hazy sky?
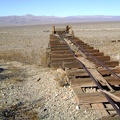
[0,0,120,16]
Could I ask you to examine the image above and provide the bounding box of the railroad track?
[47,26,120,119]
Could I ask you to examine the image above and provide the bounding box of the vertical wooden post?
[66,25,69,33]
[52,26,55,34]
[69,26,74,37]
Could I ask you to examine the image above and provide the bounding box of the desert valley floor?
[0,22,120,119]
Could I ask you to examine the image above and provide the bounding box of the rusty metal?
[58,34,120,117]
[69,38,120,80]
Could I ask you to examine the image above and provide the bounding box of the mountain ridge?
[0,14,120,26]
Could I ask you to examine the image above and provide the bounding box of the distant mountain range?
[0,14,120,26]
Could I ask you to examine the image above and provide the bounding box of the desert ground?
[0,22,120,120]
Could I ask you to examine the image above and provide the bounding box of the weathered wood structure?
[47,25,120,119]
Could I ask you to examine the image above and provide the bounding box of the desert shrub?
[40,51,48,67]
[53,68,68,87]
[0,50,48,66]
[0,50,27,63]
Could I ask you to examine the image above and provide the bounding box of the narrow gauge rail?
[47,26,120,119]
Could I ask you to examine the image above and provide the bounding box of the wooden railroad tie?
[47,26,120,119]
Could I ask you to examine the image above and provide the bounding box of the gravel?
[0,60,99,120]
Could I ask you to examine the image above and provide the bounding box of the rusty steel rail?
[69,38,120,80]
[77,60,120,117]
[59,35,120,117]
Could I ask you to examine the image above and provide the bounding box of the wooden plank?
[78,46,94,49]
[51,54,74,58]
[50,45,68,48]
[76,57,114,91]
[66,68,113,77]
[51,48,69,51]
[74,89,120,103]
[82,47,94,50]
[73,87,83,104]
[50,61,83,69]
[70,78,96,87]
[73,87,108,103]
[50,53,72,56]
[49,39,62,41]
[50,38,60,41]
[85,52,104,56]
[88,68,114,91]
[87,56,110,61]
[50,63,62,68]
[50,39,60,41]
[66,69,89,77]
[49,34,58,39]
[101,115,120,120]
[77,57,96,68]
[98,67,120,75]
[50,46,69,48]
[104,76,120,84]
[49,41,62,43]
[50,43,67,47]
[51,50,71,54]
[64,62,83,69]
[51,57,76,62]
[70,76,120,87]
[96,61,119,67]
[83,49,99,53]
[75,44,90,47]
[92,103,109,117]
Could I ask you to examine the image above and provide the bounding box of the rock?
[39,108,49,119]
[76,106,80,110]
[37,77,41,82]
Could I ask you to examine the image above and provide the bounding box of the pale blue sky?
[0,0,120,16]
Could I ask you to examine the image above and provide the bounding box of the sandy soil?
[0,22,120,120]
